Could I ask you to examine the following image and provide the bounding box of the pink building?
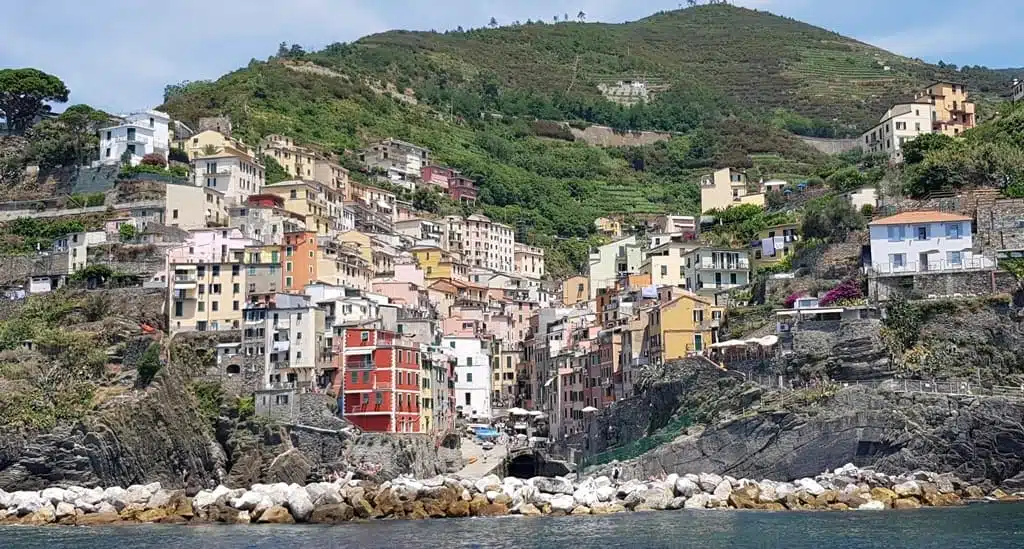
[372,280,421,306]
[394,263,425,287]
[421,165,455,190]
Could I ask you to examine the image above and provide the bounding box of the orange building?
[283,231,318,292]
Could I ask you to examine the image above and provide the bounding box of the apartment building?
[97,110,170,166]
[683,248,751,296]
[242,293,328,391]
[178,129,256,161]
[588,236,644,301]
[336,328,423,433]
[259,134,317,180]
[263,181,342,236]
[282,231,318,292]
[394,218,445,242]
[860,102,934,161]
[243,244,283,304]
[410,243,468,281]
[168,228,253,333]
[700,168,764,214]
[360,139,431,189]
[460,214,515,273]
[752,222,801,268]
[514,243,545,279]
[313,158,350,197]
[228,194,306,245]
[641,235,702,288]
[52,230,106,273]
[114,179,223,230]
[194,150,265,205]
[866,211,992,274]
[560,275,590,308]
[316,236,372,291]
[1014,78,1024,103]
[915,81,976,136]
[645,288,721,362]
[444,335,492,420]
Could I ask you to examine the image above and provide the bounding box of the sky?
[0,0,1021,113]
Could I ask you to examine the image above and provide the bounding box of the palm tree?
[577,11,586,22]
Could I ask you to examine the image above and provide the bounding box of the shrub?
[783,291,805,308]
[168,147,189,163]
[819,278,863,306]
[860,203,874,217]
[141,153,166,167]
[118,223,137,242]
[136,343,163,387]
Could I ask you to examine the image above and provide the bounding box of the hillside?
[309,5,1016,135]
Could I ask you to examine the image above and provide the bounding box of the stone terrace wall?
[871,270,1017,301]
[570,125,673,147]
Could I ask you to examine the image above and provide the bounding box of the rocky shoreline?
[0,465,1020,526]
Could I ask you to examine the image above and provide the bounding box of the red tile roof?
[868,211,971,226]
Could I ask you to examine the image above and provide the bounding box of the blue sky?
[0,0,1021,113]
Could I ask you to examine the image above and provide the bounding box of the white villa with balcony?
[683,248,751,296]
[97,110,170,166]
[866,211,993,275]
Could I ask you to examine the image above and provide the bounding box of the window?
[466,357,473,366]
[464,393,472,406]
[285,276,292,287]
[233,301,239,311]
[212,302,219,312]
[350,371,357,384]
[198,302,205,312]
[212,265,220,277]
[467,372,473,382]
[890,254,906,268]
[362,371,369,383]
[286,262,293,273]
[290,190,297,199]
[886,226,906,241]
[375,392,383,405]
[916,226,928,240]
[946,223,962,239]
[948,251,963,265]
[105,148,111,158]
[730,273,737,284]
[915,122,921,131]
[895,121,906,130]
[174,302,183,317]
[360,331,369,341]
[660,265,667,276]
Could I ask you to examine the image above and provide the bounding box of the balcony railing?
[866,257,995,276]
[698,259,750,270]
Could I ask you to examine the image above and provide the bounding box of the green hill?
[159,4,1017,276]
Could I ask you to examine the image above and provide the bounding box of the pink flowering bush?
[783,292,805,308]
[819,279,863,306]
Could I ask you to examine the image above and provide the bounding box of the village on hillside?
[1,74,1023,472]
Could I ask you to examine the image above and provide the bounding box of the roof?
[868,211,971,226]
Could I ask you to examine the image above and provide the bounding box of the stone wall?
[796,136,861,155]
[569,125,673,147]
[871,270,1016,301]
[978,198,1024,252]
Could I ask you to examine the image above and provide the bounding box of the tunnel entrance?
[505,450,574,479]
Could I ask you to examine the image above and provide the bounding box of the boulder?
[757,481,778,503]
[591,502,627,514]
[257,505,295,524]
[192,485,231,511]
[147,489,183,510]
[616,479,645,499]
[468,494,489,516]
[75,512,122,525]
[309,504,354,524]
[965,486,985,499]
[532,477,574,495]
[230,491,264,511]
[728,485,761,509]
[935,475,956,495]
[447,500,470,518]
[593,476,612,489]
[135,509,169,523]
[266,448,312,485]
[0,490,10,509]
[96,502,118,515]
[774,482,796,501]
[40,487,67,505]
[674,477,700,498]
[572,485,598,508]
[517,503,543,516]
[596,486,617,502]
[73,499,97,514]
[478,503,509,517]
[11,491,44,516]
[893,498,922,510]
[795,478,826,496]
[549,494,576,513]
[683,493,711,509]
[669,497,687,510]
[102,487,130,511]
[235,511,251,524]
[712,480,733,501]
[837,491,869,508]
[21,504,56,525]
[351,497,375,519]
[125,485,153,506]
[54,501,76,519]
[858,500,887,511]
[474,474,502,494]
[870,487,897,505]
[205,501,240,523]
[893,480,922,497]
[570,505,591,515]
[698,473,724,492]
[286,489,315,522]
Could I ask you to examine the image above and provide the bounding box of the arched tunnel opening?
[505,451,574,479]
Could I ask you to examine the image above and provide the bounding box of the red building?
[246,194,286,208]
[448,176,477,204]
[420,165,455,190]
[335,328,422,433]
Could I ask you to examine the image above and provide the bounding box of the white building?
[53,230,107,273]
[588,236,644,301]
[242,293,327,391]
[194,152,265,205]
[866,211,993,274]
[455,214,515,274]
[443,335,491,420]
[683,248,751,295]
[861,102,935,161]
[97,110,171,166]
[1013,79,1024,103]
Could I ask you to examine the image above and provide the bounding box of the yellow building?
[646,290,722,364]
[339,230,373,266]
[259,134,317,180]
[411,244,467,280]
[168,230,250,333]
[316,236,372,291]
[178,130,256,161]
[915,81,976,136]
[593,217,622,238]
[262,180,340,236]
[641,236,701,287]
[700,167,765,214]
[314,158,350,198]
[561,275,589,307]
[752,222,801,269]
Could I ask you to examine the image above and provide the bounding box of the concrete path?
[454,437,508,479]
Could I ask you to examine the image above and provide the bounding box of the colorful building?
[336,328,423,433]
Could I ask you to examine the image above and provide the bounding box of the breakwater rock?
[0,465,1015,525]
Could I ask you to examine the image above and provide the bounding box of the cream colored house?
[641,236,701,288]
[314,158,350,197]
[178,130,256,161]
[168,229,255,333]
[259,134,317,180]
[915,81,976,136]
[700,168,764,214]
[514,243,545,279]
[262,180,343,236]
[194,150,265,205]
[861,102,935,161]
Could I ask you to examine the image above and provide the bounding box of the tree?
[802,195,864,242]
[413,187,442,213]
[825,166,865,193]
[901,133,955,165]
[119,222,138,242]
[489,17,498,28]
[141,153,166,167]
[168,147,189,163]
[201,144,220,156]
[0,68,69,134]
[262,154,290,184]
[26,119,77,169]
[577,11,587,22]
[57,104,108,167]
[136,343,163,387]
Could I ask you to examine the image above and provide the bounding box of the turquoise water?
[3,503,1024,548]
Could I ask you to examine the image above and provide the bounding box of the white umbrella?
[528,410,544,416]
[581,406,599,413]
[508,407,529,415]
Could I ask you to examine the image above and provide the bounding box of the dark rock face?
[784,319,893,381]
[0,369,226,492]
[600,386,1024,487]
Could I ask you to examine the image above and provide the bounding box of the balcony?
[273,318,291,330]
[272,340,290,353]
[698,258,750,271]
[266,382,296,390]
[866,257,995,277]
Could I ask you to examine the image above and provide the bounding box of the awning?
[710,340,748,348]
[544,376,555,387]
[775,310,799,316]
[344,347,373,356]
[801,308,843,315]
